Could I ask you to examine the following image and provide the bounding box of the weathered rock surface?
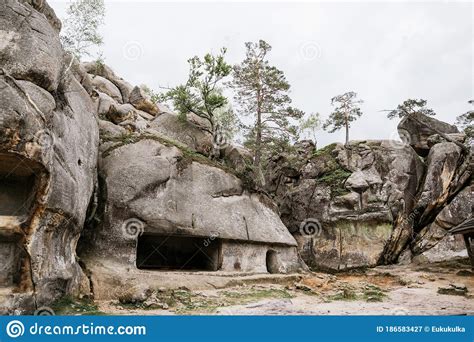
[129,86,159,115]
[91,76,123,103]
[78,128,301,298]
[266,141,425,270]
[1,0,472,315]
[0,0,99,314]
[149,112,214,156]
[398,112,459,156]
[266,129,472,271]
[1,0,64,92]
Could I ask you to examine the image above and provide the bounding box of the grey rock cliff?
[0,0,99,313]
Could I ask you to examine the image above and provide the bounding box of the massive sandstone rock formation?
[0,0,300,312]
[265,120,472,271]
[0,0,99,313]
[0,0,471,314]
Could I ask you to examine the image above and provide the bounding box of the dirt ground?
[56,259,474,316]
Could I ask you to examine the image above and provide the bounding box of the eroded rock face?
[266,141,425,270]
[267,129,472,271]
[1,0,63,92]
[0,0,99,313]
[149,112,214,156]
[398,112,459,156]
[78,128,301,298]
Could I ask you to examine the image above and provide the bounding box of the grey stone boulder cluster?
[80,61,161,131]
[0,0,300,313]
[265,115,472,271]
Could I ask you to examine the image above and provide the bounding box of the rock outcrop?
[266,121,472,271]
[0,0,99,313]
[398,112,460,156]
[1,0,472,315]
[265,140,425,270]
[77,128,300,298]
[0,0,301,312]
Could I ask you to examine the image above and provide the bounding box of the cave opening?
[136,235,221,271]
[0,154,38,219]
[266,250,280,274]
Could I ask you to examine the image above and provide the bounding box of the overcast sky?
[50,0,473,147]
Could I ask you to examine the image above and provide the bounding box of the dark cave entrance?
[266,250,280,274]
[0,154,38,219]
[136,235,221,271]
[0,154,39,288]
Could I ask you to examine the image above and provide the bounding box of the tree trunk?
[345,112,349,145]
[254,110,262,168]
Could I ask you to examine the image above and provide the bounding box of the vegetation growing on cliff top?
[310,143,351,198]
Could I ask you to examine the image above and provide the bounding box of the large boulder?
[79,130,301,298]
[82,62,134,103]
[0,0,99,314]
[91,76,123,103]
[0,0,64,91]
[266,141,425,270]
[398,113,459,156]
[149,112,214,156]
[415,142,463,226]
[129,86,159,115]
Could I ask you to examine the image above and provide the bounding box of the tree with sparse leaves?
[300,113,321,146]
[161,48,237,155]
[60,0,105,60]
[231,40,304,171]
[386,98,435,119]
[323,91,363,145]
[456,100,474,143]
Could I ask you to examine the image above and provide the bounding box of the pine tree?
[323,91,363,145]
[161,48,237,155]
[456,100,474,143]
[231,40,304,170]
[386,98,435,119]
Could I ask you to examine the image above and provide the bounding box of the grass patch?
[327,284,387,303]
[312,143,338,158]
[140,287,294,314]
[309,143,352,198]
[222,288,293,301]
[51,296,105,316]
[328,286,358,301]
[362,285,387,302]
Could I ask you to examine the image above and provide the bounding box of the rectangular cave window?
[136,235,221,271]
[0,154,37,219]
